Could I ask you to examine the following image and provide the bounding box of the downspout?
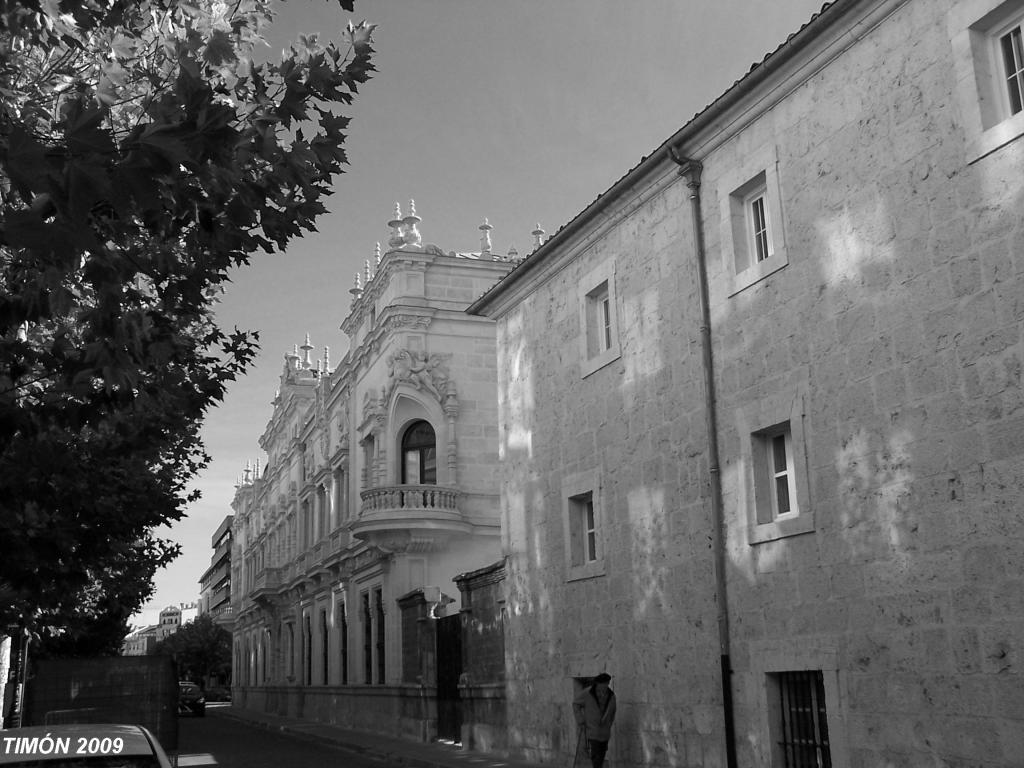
[667,146,737,768]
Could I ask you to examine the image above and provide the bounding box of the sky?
[132,0,828,628]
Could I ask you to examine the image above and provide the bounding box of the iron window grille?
[777,670,832,768]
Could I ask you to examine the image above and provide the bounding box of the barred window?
[776,671,832,768]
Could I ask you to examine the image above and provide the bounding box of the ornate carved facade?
[229,205,518,742]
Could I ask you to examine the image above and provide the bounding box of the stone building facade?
[470,0,1024,766]
[229,207,517,744]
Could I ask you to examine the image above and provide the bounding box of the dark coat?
[573,685,617,742]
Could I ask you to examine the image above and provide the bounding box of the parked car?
[177,681,205,717]
[203,686,231,703]
[0,723,173,767]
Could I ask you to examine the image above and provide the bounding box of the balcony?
[212,605,235,630]
[212,538,231,565]
[351,484,470,552]
[250,566,281,600]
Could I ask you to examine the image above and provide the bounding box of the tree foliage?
[0,0,374,651]
[154,614,232,684]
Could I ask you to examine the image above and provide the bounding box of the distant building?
[469,0,1024,766]
[231,206,517,745]
[121,625,159,656]
[156,603,198,641]
[199,514,234,630]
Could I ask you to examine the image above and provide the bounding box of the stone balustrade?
[359,484,460,515]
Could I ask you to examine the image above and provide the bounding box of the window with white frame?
[755,424,799,523]
[577,262,621,378]
[562,469,605,581]
[949,0,1024,160]
[998,17,1024,115]
[586,282,613,357]
[720,145,788,295]
[736,386,813,545]
[746,182,773,264]
[569,492,598,566]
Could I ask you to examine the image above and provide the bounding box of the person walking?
[573,672,617,768]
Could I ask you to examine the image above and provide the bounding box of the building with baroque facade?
[230,206,517,745]
[470,0,1024,766]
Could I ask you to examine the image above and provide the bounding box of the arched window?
[401,420,436,485]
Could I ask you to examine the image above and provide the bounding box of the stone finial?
[532,223,545,248]
[507,244,519,261]
[374,242,382,266]
[243,460,252,484]
[403,198,422,247]
[323,346,331,373]
[351,271,362,296]
[479,217,493,257]
[300,334,313,369]
[364,259,373,284]
[255,457,261,477]
[388,202,404,249]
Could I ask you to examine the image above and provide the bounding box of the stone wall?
[706,0,1024,765]
[487,0,1024,766]
[495,166,723,766]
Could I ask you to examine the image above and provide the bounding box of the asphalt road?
[175,706,384,768]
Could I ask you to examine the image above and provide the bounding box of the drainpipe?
[667,146,737,768]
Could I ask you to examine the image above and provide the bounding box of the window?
[578,262,621,378]
[756,425,799,523]
[320,609,329,685]
[401,420,436,485]
[338,600,349,685]
[949,0,1024,160]
[735,386,813,544]
[374,588,386,684]
[754,643,847,768]
[569,492,598,566]
[998,18,1023,114]
[562,469,605,581]
[772,671,832,768]
[285,622,294,678]
[303,614,312,685]
[721,147,789,295]
[747,187,773,263]
[362,592,372,684]
[586,282,613,357]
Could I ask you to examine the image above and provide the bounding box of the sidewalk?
[211,704,547,768]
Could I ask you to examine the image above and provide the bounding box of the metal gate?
[435,613,462,743]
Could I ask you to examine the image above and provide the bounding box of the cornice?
[468,165,680,318]
[469,0,907,318]
[341,248,438,336]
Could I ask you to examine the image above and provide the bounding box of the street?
[175,706,384,768]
